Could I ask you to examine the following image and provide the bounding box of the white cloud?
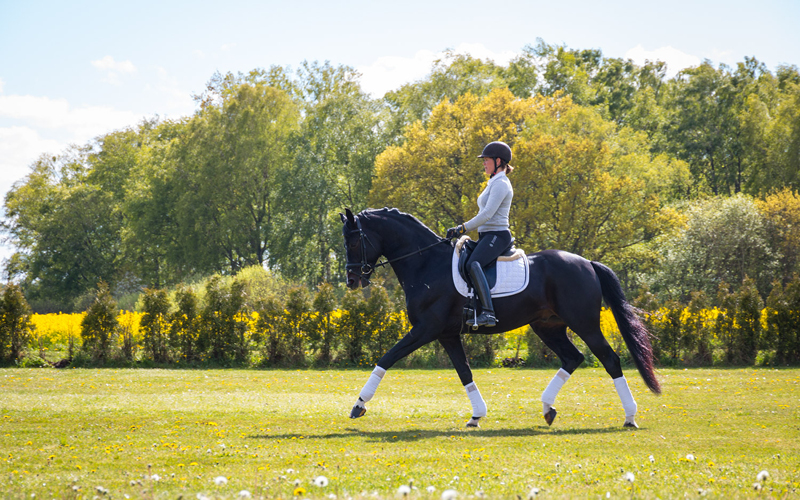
[624,45,702,78]
[358,43,518,98]
[145,67,195,116]
[0,77,4,93]
[0,126,62,193]
[0,94,141,137]
[91,55,137,85]
[220,43,237,51]
[91,55,137,73]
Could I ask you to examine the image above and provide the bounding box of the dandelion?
[686,454,695,461]
[753,483,762,491]
[648,455,655,463]
[397,485,411,496]
[527,487,540,498]
[238,491,252,498]
[95,486,109,495]
[294,486,306,496]
[294,479,301,487]
[624,472,635,483]
[150,474,161,481]
[314,476,329,487]
[441,489,458,500]
[214,476,228,486]
[757,470,769,482]
[426,486,436,493]
[197,494,211,500]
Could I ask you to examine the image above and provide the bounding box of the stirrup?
[467,312,496,328]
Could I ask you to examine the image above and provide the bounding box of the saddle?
[456,237,517,289]
[452,236,530,299]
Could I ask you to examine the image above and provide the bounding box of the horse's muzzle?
[346,271,370,289]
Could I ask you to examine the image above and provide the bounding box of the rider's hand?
[446,225,465,239]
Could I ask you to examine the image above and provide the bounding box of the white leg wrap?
[613,376,637,417]
[358,366,386,404]
[465,382,487,418]
[541,368,570,414]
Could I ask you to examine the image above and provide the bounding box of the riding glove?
[446,225,465,239]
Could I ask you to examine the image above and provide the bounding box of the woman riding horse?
[446,141,515,328]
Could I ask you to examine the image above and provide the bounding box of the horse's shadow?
[248,425,632,443]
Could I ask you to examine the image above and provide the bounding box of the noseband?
[345,216,450,286]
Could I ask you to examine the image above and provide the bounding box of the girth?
[457,238,516,289]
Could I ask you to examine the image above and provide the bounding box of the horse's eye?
[348,240,359,249]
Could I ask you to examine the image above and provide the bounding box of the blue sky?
[1,0,799,266]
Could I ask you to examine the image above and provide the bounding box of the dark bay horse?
[341,208,660,428]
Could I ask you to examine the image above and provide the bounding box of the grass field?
[1,367,798,499]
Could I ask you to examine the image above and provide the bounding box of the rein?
[346,216,451,285]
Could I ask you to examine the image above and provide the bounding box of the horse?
[340,207,661,428]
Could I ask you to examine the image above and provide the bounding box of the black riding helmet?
[477,141,512,163]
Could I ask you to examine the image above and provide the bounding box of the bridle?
[345,216,450,286]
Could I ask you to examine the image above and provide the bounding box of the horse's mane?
[358,208,441,240]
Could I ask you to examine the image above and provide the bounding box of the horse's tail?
[591,261,661,395]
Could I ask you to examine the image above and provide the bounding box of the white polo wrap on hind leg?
[613,376,637,417]
[357,366,386,405]
[541,368,571,415]
[465,382,487,418]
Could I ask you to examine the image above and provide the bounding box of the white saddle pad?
[451,236,530,298]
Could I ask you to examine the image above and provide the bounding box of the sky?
[1,0,799,269]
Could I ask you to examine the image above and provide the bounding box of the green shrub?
[170,286,200,363]
[0,283,34,363]
[140,288,171,363]
[80,282,118,362]
[733,277,763,365]
[200,276,247,364]
[309,282,338,365]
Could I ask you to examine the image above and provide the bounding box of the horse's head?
[340,208,381,289]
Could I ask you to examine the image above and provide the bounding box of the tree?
[757,189,800,284]
[0,283,34,363]
[650,194,777,302]
[80,282,118,362]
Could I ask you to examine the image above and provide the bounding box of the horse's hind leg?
[573,326,638,428]
[531,323,585,425]
[439,335,487,427]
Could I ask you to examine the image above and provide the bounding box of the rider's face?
[482,157,498,176]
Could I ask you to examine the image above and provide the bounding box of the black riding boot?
[467,261,497,327]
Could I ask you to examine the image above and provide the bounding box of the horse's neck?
[375,217,447,286]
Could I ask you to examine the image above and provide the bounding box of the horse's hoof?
[350,405,367,419]
[544,407,557,426]
[623,420,639,429]
[466,417,481,428]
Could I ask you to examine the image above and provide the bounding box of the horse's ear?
[345,208,356,225]
[339,212,346,224]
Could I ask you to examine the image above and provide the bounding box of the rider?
[446,141,515,327]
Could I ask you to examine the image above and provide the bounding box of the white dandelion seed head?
[753,483,762,491]
[294,479,301,486]
[426,486,436,493]
[527,487,540,498]
[150,474,161,482]
[624,472,635,483]
[238,491,252,499]
[757,470,769,482]
[606,493,611,499]
[441,489,458,500]
[453,476,459,481]
[555,462,560,468]
[287,468,295,474]
[95,486,109,495]
[314,476,329,487]
[686,454,695,461]
[328,495,337,500]
[475,490,485,498]
[219,443,226,449]
[213,476,228,486]
[397,484,411,496]
[649,455,655,463]
[197,494,211,500]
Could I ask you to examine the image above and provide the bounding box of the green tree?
[80,282,118,362]
[140,288,171,363]
[0,283,34,363]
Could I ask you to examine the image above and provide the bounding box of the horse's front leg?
[438,334,487,428]
[350,324,439,419]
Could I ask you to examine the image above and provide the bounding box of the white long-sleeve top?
[463,171,513,233]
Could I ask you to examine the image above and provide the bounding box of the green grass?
[1,367,798,499]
